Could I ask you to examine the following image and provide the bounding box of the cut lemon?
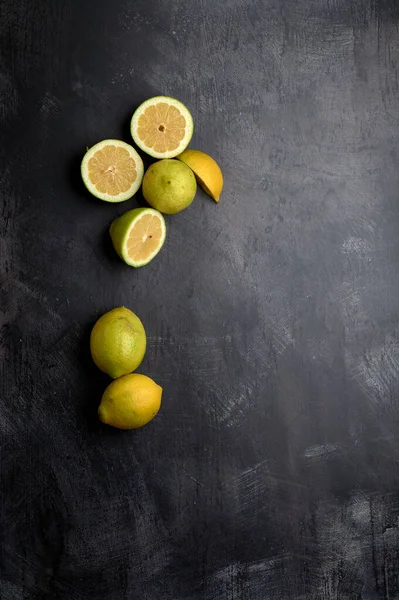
[109,207,166,267]
[177,149,223,202]
[131,96,194,159]
[81,139,144,202]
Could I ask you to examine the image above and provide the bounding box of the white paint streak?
[345,331,399,401]
[0,580,24,600]
[39,91,61,116]
[304,443,338,459]
[206,381,255,428]
[341,235,373,255]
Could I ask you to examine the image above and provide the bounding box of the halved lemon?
[109,207,166,267]
[177,149,223,202]
[81,139,144,202]
[131,96,194,159]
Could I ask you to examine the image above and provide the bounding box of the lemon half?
[131,96,194,159]
[110,208,166,268]
[81,139,144,202]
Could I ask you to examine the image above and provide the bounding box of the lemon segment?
[177,149,223,202]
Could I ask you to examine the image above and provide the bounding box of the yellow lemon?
[177,149,223,202]
[98,373,162,429]
[90,307,146,379]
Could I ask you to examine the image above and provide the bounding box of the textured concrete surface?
[1,0,399,598]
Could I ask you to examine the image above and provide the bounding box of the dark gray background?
[1,0,399,598]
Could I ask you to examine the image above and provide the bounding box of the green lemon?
[142,159,197,214]
[90,307,146,379]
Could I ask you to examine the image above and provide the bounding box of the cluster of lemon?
[90,307,160,430]
[82,96,223,429]
[81,95,223,269]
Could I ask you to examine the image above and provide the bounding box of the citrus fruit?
[81,139,144,202]
[131,96,194,159]
[177,149,223,202]
[109,208,166,268]
[142,159,197,214]
[98,373,162,429]
[90,307,146,379]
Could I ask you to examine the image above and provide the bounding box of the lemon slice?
[81,139,144,202]
[109,207,166,267]
[177,149,223,202]
[131,96,194,159]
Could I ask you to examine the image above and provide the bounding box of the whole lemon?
[142,159,197,214]
[98,373,162,429]
[90,307,146,379]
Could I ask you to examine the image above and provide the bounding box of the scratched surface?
[1,0,399,598]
